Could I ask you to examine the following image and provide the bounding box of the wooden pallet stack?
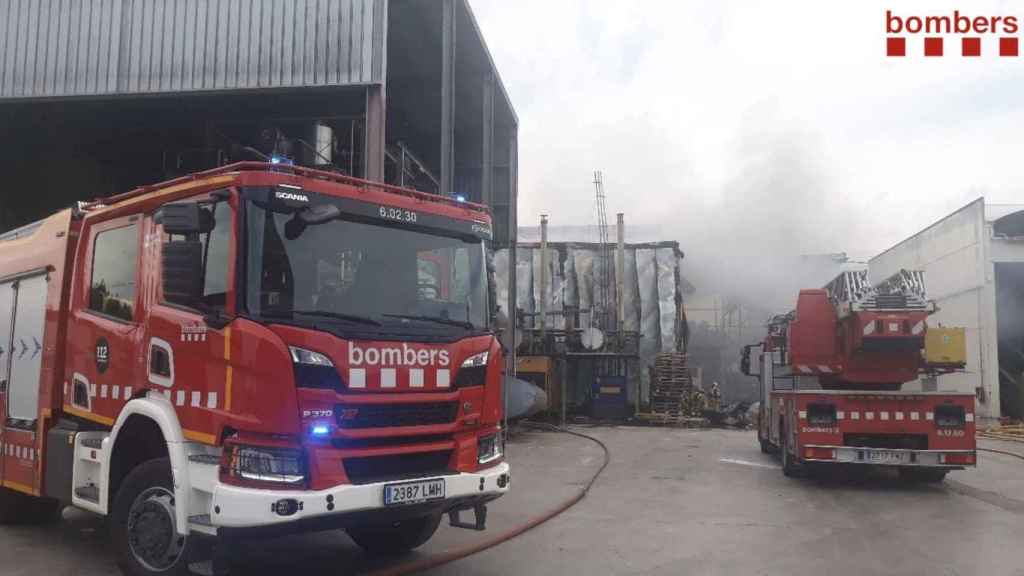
[648,352,702,424]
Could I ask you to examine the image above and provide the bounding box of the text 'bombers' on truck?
[742,269,976,482]
[0,162,510,575]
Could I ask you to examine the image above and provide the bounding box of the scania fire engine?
[0,162,509,575]
[742,269,976,481]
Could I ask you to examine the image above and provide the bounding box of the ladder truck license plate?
[384,479,446,506]
[866,450,906,464]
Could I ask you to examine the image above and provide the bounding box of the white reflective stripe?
[124,386,132,399]
[895,412,905,421]
[349,368,366,389]
[181,334,187,342]
[437,369,451,388]
[409,369,424,388]
[836,411,845,420]
[863,321,876,335]
[880,412,889,421]
[112,386,120,400]
[851,411,860,420]
[380,368,397,389]
[889,322,899,332]
[966,413,975,422]
[912,321,925,335]
[797,365,812,374]
[926,412,934,421]
[100,385,108,399]
[176,390,186,406]
[207,392,218,409]
[798,410,807,419]
[192,391,202,407]
[63,382,68,396]
[910,411,920,420]
[866,412,875,420]
[90,384,97,397]
[163,389,172,400]
[817,365,831,373]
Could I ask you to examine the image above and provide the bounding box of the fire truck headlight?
[224,445,307,486]
[455,351,489,388]
[477,431,503,465]
[289,346,344,390]
[289,346,334,366]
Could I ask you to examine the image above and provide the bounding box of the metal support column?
[481,73,495,206]
[364,85,386,182]
[440,0,457,195]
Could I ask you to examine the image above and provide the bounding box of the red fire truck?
[742,269,976,481]
[0,162,509,575]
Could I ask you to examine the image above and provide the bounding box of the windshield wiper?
[264,309,382,326]
[381,313,475,330]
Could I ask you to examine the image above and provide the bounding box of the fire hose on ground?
[365,422,611,576]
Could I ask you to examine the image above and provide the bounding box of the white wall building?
[870,199,1024,422]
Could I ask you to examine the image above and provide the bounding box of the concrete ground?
[1,427,1022,576]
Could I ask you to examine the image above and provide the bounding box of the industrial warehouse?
[1,1,1022,575]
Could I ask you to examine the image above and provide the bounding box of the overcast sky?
[470,0,1024,270]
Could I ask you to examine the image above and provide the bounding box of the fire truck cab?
[0,163,510,575]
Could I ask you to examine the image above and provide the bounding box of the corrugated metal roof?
[0,0,384,99]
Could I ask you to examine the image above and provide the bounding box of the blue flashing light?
[271,156,282,165]
[311,424,330,437]
[455,194,467,203]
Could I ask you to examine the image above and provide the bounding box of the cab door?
[64,217,144,429]
[139,194,236,444]
[0,280,14,483]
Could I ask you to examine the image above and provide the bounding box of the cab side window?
[89,224,139,322]
[162,200,232,311]
[200,202,232,310]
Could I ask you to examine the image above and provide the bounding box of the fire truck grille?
[335,402,458,429]
[343,450,454,485]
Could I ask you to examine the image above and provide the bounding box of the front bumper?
[803,445,976,468]
[210,462,510,529]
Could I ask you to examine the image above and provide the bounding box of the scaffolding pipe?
[540,215,549,337]
[616,213,625,339]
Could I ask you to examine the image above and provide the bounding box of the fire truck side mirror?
[162,241,203,307]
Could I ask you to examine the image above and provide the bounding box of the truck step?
[80,437,106,449]
[74,486,100,503]
[188,454,221,465]
[189,514,213,527]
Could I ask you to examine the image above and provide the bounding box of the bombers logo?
[348,342,451,367]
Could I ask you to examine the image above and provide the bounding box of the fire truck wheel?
[111,458,193,576]
[347,512,443,555]
[781,434,801,477]
[898,468,948,483]
[0,487,29,524]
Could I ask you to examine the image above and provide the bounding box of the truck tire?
[899,468,948,484]
[347,513,442,555]
[781,433,801,477]
[0,487,62,525]
[0,487,29,524]
[111,458,194,576]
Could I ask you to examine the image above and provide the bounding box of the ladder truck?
[741,269,975,481]
[0,162,509,575]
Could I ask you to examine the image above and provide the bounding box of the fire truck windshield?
[244,200,489,335]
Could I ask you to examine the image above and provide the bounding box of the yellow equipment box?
[925,327,966,366]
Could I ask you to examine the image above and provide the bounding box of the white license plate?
[384,479,446,506]
[866,450,905,464]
